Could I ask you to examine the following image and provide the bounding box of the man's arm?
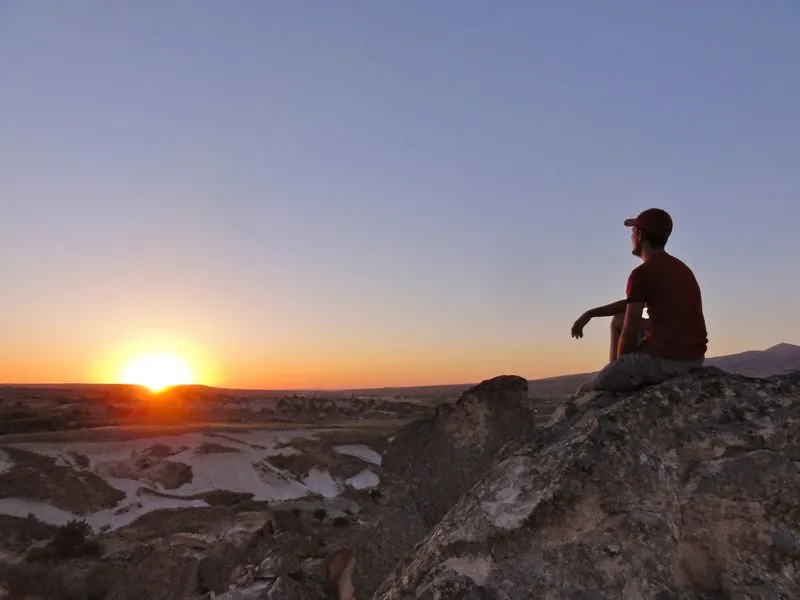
[586,299,628,319]
[617,301,644,356]
[572,299,630,339]
[572,299,631,339]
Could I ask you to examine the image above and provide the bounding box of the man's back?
[628,252,707,360]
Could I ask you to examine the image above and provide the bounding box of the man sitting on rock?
[571,208,708,395]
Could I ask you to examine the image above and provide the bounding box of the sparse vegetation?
[53,519,95,557]
[0,514,58,554]
[25,519,100,562]
[69,451,91,468]
[0,447,126,514]
[194,489,255,506]
[0,384,421,598]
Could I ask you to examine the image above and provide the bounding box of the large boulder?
[371,367,800,599]
[382,375,535,527]
[352,474,429,596]
[86,545,201,600]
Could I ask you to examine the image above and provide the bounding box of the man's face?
[630,226,643,257]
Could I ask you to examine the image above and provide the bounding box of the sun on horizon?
[121,352,197,393]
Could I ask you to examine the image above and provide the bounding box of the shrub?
[313,508,327,521]
[70,452,91,469]
[332,516,349,527]
[51,519,99,558]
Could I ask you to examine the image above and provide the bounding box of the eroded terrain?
[0,381,595,599]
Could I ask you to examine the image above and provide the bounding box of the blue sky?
[1,1,798,387]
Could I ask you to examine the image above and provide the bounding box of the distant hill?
[3,343,798,403]
[345,342,800,400]
[524,342,800,397]
[705,342,800,378]
[259,342,800,399]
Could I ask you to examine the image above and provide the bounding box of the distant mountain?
[4,344,797,403]
[704,342,800,378]
[302,343,800,401]
[524,342,800,397]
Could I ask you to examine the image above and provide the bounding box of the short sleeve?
[626,265,650,303]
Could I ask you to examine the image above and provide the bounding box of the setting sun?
[121,352,196,392]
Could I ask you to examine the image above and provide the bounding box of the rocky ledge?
[371,367,800,599]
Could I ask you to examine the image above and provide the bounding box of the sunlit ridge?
[121,352,196,393]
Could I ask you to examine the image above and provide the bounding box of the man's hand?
[571,300,628,339]
[571,312,592,339]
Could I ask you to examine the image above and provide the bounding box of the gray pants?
[593,350,703,392]
[594,313,703,392]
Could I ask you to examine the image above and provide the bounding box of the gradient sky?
[1,1,799,389]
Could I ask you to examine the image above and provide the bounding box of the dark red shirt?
[626,252,708,360]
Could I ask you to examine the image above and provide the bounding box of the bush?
[51,519,99,559]
[332,516,350,527]
[313,508,327,521]
[70,452,91,469]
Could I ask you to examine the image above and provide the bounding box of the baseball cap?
[624,208,673,238]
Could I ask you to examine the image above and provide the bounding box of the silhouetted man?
[571,208,707,395]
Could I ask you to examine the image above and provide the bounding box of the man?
[571,208,707,395]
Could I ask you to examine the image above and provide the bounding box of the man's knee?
[594,352,663,393]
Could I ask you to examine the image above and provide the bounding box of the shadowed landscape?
[0,343,798,599]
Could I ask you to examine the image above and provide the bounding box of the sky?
[1,1,799,389]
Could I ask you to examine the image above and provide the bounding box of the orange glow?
[121,352,196,392]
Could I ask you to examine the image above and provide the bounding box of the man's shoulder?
[629,260,651,278]
[658,253,696,275]
[644,252,694,274]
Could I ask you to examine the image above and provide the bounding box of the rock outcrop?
[325,548,356,600]
[352,476,429,596]
[371,367,800,599]
[350,375,534,597]
[382,374,535,527]
[94,449,194,490]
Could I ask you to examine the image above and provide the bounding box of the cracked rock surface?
[371,367,800,599]
[381,374,536,528]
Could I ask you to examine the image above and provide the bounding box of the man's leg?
[577,315,652,396]
[576,378,598,395]
[610,313,649,362]
[575,314,625,394]
[609,314,624,362]
[590,352,659,394]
